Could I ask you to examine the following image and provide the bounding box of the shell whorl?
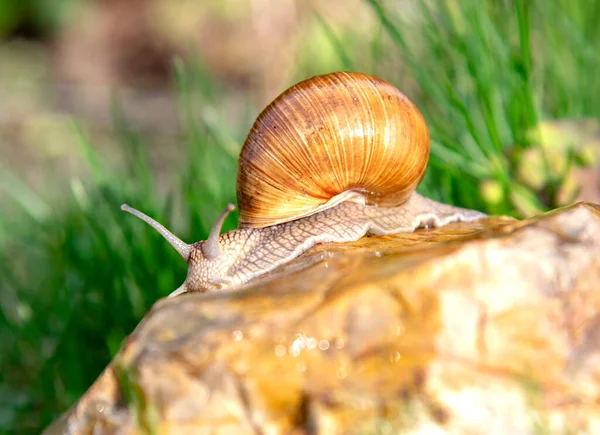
[236,71,430,229]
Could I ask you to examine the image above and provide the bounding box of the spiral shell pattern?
[236,71,430,228]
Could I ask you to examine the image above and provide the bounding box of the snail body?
[121,72,486,296]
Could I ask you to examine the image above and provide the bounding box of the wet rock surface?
[47,202,600,435]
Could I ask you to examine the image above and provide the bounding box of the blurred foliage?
[0,0,599,433]
[0,0,73,37]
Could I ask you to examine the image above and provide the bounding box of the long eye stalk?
[121,204,191,260]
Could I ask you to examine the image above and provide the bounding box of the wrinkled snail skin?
[121,71,487,296]
[169,191,485,295]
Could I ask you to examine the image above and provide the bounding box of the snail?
[121,72,486,297]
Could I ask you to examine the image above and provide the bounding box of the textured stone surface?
[47,202,600,435]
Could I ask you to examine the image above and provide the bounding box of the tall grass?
[0,1,599,433]
[363,0,600,216]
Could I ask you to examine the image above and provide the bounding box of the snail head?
[120,203,236,296]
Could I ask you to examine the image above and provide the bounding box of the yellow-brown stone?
[46,202,600,434]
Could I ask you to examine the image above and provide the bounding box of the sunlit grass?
[0,1,599,433]
[364,0,600,216]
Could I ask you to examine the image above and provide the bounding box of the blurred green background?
[1,0,599,433]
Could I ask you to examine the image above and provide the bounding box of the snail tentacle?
[203,203,236,260]
[121,204,191,260]
[169,283,187,298]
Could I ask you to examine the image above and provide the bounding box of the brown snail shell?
[236,71,430,228]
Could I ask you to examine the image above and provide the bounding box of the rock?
[46,202,600,435]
